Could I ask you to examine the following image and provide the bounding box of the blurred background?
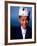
[10,6,32,28]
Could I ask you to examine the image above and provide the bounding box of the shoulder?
[26,26,32,34]
[26,26,32,39]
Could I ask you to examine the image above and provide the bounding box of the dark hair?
[19,16,30,21]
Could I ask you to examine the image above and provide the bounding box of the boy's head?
[18,7,30,29]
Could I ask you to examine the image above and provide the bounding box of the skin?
[19,16,29,29]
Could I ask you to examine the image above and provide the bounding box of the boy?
[11,7,32,39]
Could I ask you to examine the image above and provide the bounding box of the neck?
[21,26,26,30]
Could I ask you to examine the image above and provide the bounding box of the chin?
[23,27,27,29]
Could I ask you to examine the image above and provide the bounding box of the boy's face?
[19,16,29,29]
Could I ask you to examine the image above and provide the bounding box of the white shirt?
[21,26,26,39]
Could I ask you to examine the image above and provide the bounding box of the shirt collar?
[21,26,26,34]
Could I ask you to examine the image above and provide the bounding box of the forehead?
[19,16,29,19]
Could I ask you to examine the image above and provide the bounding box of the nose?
[23,20,26,24]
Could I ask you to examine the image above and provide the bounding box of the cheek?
[19,21,23,25]
[21,21,23,24]
[23,20,28,23]
[21,20,29,25]
[26,21,28,24]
